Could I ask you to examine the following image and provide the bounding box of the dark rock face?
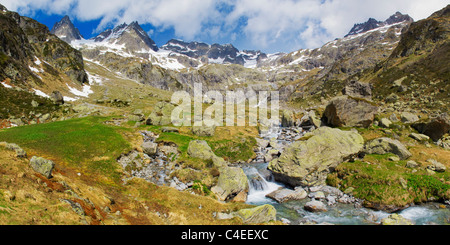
[0,6,88,85]
[413,113,450,141]
[50,15,83,43]
[345,12,413,37]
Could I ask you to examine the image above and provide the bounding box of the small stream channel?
[242,125,450,225]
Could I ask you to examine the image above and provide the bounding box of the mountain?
[0,4,88,88]
[161,39,266,67]
[345,12,413,37]
[50,15,83,43]
[91,21,158,52]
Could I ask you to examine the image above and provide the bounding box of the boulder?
[426,159,446,173]
[141,142,158,156]
[300,110,322,128]
[192,125,216,137]
[322,96,378,128]
[405,160,419,168]
[400,112,419,124]
[437,136,450,150]
[281,109,295,127]
[379,118,392,128]
[342,80,373,100]
[409,133,430,142]
[30,156,55,179]
[187,140,216,161]
[380,214,414,225]
[304,200,328,212]
[234,204,277,224]
[268,127,364,187]
[146,102,175,126]
[265,187,307,203]
[50,91,64,105]
[211,166,249,201]
[413,113,450,142]
[364,137,412,160]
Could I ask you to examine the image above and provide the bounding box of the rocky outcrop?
[268,127,364,187]
[364,137,412,160]
[412,113,450,142]
[50,15,83,43]
[30,156,55,179]
[322,96,378,128]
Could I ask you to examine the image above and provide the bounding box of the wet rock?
[266,187,307,203]
[381,214,414,225]
[304,200,328,212]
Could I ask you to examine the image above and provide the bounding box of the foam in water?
[244,166,283,204]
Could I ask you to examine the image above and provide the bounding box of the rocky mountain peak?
[50,15,83,43]
[92,21,158,52]
[345,12,413,37]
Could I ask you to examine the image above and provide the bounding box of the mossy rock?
[234,204,277,224]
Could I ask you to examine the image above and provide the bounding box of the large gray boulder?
[364,137,412,160]
[268,127,364,187]
[211,166,249,201]
[322,96,378,128]
[30,156,55,178]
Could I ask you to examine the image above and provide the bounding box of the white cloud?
[1,0,448,52]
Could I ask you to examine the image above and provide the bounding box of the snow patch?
[67,84,93,98]
[33,89,49,98]
[1,82,12,88]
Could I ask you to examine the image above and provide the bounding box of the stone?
[401,112,419,124]
[187,140,216,161]
[146,102,175,126]
[413,113,450,142]
[192,125,216,137]
[161,127,179,133]
[234,204,276,224]
[322,96,378,128]
[406,160,419,168]
[409,133,430,142]
[141,142,158,156]
[281,109,295,127]
[385,93,399,103]
[342,80,373,100]
[211,167,248,201]
[388,155,400,162]
[268,127,364,187]
[304,200,328,212]
[31,100,39,108]
[30,156,55,179]
[426,159,446,173]
[265,187,307,203]
[381,214,414,225]
[437,136,450,150]
[364,137,412,160]
[50,91,64,105]
[379,118,392,128]
[15,148,27,158]
[389,114,399,122]
[300,110,322,128]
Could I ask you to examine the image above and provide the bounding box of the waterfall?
[244,166,283,204]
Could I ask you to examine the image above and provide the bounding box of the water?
[242,125,450,225]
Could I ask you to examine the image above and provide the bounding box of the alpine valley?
[0,3,449,226]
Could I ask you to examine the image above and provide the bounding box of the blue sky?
[1,0,449,53]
